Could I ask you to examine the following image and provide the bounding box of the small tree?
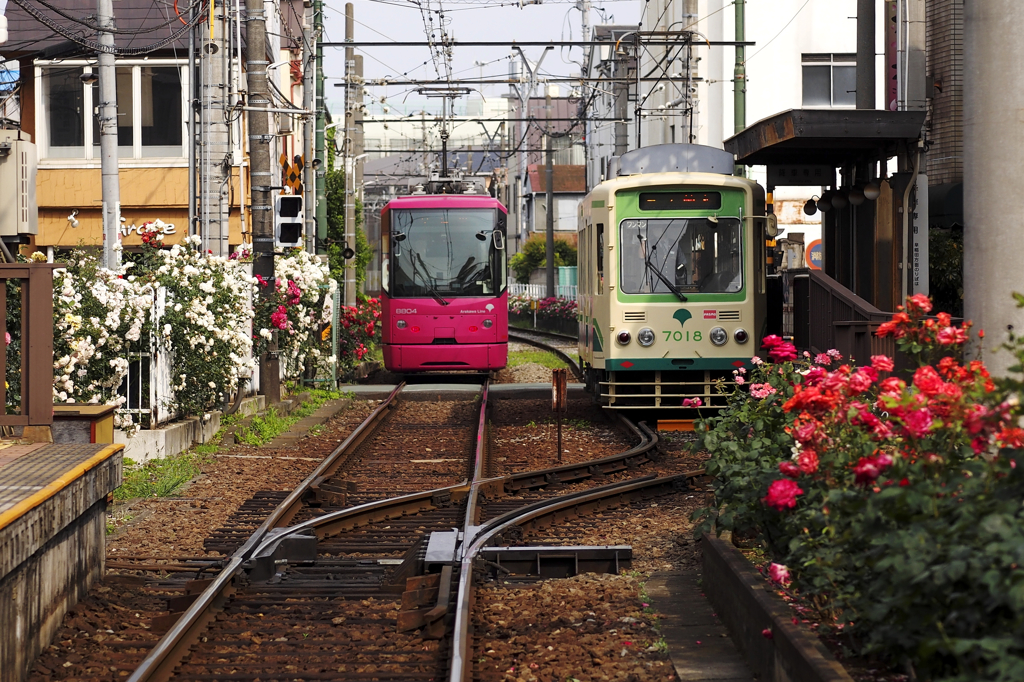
[509,233,577,283]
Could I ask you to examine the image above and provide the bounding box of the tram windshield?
[619,217,743,294]
[387,208,507,299]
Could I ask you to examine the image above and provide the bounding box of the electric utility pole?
[97,0,121,269]
[342,3,356,306]
[545,85,555,299]
[856,0,875,109]
[733,0,746,133]
[304,1,315,253]
[245,0,280,403]
[733,0,746,175]
[316,0,328,258]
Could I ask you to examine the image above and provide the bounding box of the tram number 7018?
[663,330,702,342]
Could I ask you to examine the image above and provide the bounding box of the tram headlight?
[637,327,655,347]
[709,326,728,346]
[483,319,493,328]
[734,328,749,344]
[616,330,632,345]
[396,320,407,329]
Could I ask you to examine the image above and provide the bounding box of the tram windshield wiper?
[413,253,450,306]
[638,233,688,302]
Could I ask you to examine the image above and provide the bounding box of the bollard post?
[551,368,567,462]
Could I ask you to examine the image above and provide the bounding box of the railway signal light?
[274,193,303,249]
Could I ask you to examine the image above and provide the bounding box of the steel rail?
[127,383,406,682]
[508,329,581,379]
[448,466,703,682]
[505,413,652,492]
[508,326,577,342]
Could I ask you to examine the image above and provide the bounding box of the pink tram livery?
[379,193,509,373]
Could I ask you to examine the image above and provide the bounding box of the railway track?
[507,328,581,379]
[109,381,704,682]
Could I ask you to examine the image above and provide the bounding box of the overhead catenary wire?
[9,0,207,56]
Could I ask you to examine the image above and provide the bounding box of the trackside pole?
[552,368,567,462]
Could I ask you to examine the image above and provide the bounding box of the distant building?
[522,164,585,236]
[0,0,310,257]
[585,1,875,244]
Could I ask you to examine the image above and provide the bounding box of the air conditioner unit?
[0,130,38,237]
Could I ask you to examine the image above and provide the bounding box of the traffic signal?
[274,193,303,249]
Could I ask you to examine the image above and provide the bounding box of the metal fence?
[509,283,578,300]
[116,285,341,429]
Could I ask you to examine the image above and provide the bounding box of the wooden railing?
[1,263,61,428]
[784,269,904,369]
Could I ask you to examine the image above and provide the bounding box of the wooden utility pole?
[245,0,280,403]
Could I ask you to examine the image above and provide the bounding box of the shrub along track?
[29,384,708,682]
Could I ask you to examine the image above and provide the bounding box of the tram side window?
[597,223,604,295]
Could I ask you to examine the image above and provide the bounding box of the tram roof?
[383,194,505,211]
[724,109,926,167]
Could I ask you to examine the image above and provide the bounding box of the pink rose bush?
[693,294,1024,679]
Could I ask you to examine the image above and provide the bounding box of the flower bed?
[693,293,1024,681]
[508,294,579,336]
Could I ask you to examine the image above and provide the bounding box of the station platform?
[0,442,123,682]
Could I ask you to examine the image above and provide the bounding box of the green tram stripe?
[608,357,750,372]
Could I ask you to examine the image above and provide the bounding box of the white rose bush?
[49,237,339,435]
[52,251,152,433]
[150,236,258,420]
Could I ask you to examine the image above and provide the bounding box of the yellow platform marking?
[0,443,124,533]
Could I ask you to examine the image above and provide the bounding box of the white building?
[587,0,884,245]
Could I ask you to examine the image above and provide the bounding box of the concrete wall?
[0,455,121,682]
[115,394,266,464]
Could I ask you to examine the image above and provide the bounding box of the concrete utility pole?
[342,3,356,306]
[187,7,197,239]
[315,0,328,259]
[245,0,280,403]
[96,0,121,270]
[855,0,875,109]
[354,54,365,280]
[963,0,1024,376]
[545,86,555,299]
[303,2,315,253]
[199,3,231,257]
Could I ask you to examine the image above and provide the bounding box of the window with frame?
[801,54,856,107]
[41,62,185,160]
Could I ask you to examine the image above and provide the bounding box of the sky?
[320,0,643,115]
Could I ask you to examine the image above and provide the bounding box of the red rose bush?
[693,294,1024,681]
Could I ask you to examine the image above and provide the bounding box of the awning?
[724,109,926,166]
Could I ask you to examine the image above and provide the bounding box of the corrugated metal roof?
[3,0,193,57]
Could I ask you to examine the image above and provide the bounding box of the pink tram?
[380,193,509,373]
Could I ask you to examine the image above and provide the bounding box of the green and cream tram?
[577,144,768,410]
